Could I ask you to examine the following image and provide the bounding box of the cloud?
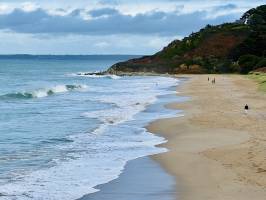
[0,30,179,54]
[214,4,238,11]
[21,2,38,11]
[0,7,241,36]
[0,0,264,54]
[88,8,119,17]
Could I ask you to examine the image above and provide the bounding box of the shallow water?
[0,55,181,200]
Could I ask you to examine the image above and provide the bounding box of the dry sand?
[149,75,266,200]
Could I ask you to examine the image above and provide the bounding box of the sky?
[0,0,265,55]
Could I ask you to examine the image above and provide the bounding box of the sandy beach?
[149,75,266,200]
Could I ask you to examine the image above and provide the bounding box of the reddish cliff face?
[184,33,247,59]
[108,27,249,74]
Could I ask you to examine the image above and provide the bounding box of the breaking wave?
[0,84,88,99]
[69,72,121,79]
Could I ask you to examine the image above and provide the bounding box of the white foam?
[85,74,121,80]
[69,72,121,79]
[82,95,156,126]
[25,84,88,98]
[0,76,180,200]
[0,128,167,200]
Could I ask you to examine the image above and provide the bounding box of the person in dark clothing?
[244,104,249,114]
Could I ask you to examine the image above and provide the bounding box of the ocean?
[0,55,181,200]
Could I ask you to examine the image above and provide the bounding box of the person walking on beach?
[208,77,210,82]
[244,104,249,114]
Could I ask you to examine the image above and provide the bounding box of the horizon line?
[0,54,145,56]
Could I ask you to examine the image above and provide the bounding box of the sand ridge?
[149,75,266,200]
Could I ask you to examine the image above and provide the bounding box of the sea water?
[0,55,182,200]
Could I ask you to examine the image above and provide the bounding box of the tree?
[238,54,260,74]
[255,58,266,69]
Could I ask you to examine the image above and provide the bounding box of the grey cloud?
[0,7,241,36]
[214,3,238,11]
[70,9,85,17]
[88,8,119,17]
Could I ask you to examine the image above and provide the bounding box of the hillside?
[107,5,266,74]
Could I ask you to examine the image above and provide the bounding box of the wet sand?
[79,157,177,200]
[80,157,178,200]
[149,75,266,200]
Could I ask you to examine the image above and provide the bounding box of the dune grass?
[248,72,266,92]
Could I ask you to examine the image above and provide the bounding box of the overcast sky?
[0,0,265,55]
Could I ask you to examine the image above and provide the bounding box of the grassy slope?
[248,73,266,92]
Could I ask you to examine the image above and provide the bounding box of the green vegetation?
[238,55,260,74]
[230,5,266,60]
[237,55,266,74]
[157,22,250,61]
[256,58,266,69]
[108,5,266,75]
[248,72,266,92]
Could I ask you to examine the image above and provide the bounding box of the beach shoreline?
[77,76,184,200]
[79,156,177,200]
[149,74,266,200]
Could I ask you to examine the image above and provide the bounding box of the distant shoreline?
[0,54,143,60]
